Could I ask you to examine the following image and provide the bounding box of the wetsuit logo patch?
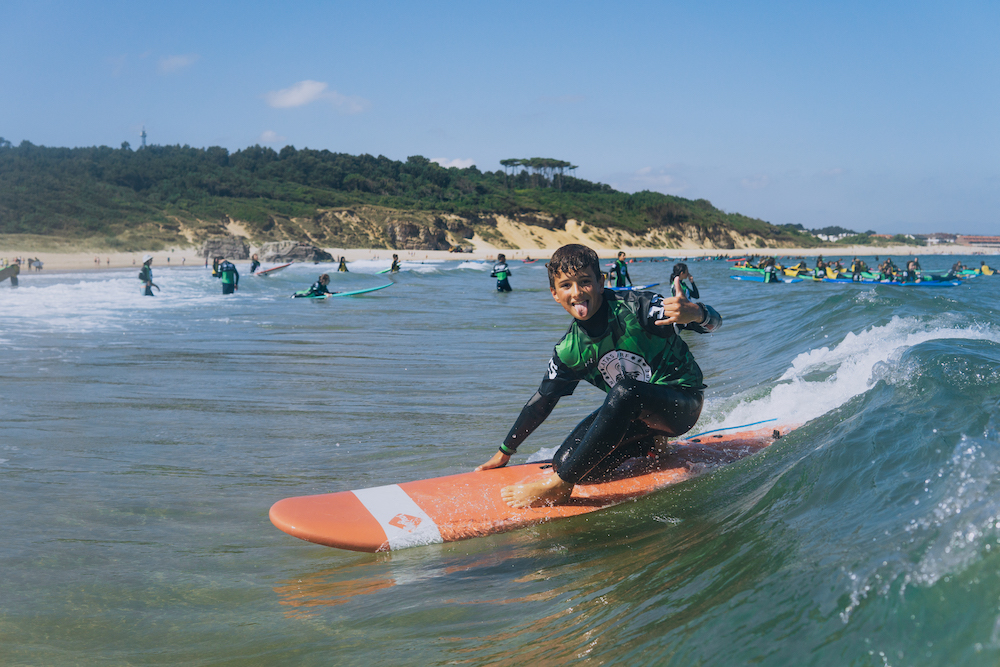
[547,358,559,379]
[597,350,651,387]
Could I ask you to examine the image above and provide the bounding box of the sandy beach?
[1,241,996,274]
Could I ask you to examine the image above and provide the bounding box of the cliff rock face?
[201,235,250,259]
[259,241,334,262]
[384,222,450,250]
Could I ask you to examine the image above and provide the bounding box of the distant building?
[915,233,957,245]
[956,235,1000,247]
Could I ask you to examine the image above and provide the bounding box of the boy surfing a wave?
[476,244,721,508]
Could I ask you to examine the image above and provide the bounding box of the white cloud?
[264,80,370,114]
[431,157,475,169]
[258,130,287,144]
[265,80,329,108]
[158,54,200,74]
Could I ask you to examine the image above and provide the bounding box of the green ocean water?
[3,253,1000,666]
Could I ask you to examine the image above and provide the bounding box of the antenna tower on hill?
[140,127,147,148]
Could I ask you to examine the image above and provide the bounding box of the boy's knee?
[607,377,642,407]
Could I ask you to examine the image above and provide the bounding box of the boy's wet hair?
[547,244,601,288]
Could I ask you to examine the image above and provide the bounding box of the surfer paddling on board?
[476,244,722,508]
[294,273,333,298]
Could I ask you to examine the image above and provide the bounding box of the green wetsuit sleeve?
[501,391,560,454]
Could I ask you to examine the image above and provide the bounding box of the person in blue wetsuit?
[610,251,632,288]
[476,243,721,508]
[491,254,512,292]
[669,262,699,299]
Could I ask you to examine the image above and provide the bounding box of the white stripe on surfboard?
[352,484,443,550]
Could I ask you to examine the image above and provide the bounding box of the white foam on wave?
[0,269,233,333]
[704,315,1000,431]
[456,261,491,271]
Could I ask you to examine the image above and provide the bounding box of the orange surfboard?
[269,425,791,552]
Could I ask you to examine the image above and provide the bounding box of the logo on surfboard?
[388,513,422,531]
[597,350,651,387]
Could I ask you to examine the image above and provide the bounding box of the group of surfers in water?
[734,254,993,283]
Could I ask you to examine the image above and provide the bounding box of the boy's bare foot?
[501,473,574,508]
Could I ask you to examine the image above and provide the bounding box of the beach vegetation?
[0,138,826,249]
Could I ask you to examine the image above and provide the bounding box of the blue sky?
[3,0,998,234]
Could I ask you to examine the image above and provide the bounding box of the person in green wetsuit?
[669,263,699,299]
[610,251,632,288]
[138,254,155,296]
[476,243,722,508]
[294,273,333,297]
[491,253,512,292]
[216,256,239,294]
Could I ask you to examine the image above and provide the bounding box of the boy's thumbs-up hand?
[655,276,704,326]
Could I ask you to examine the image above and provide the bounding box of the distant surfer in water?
[216,256,239,294]
[476,243,722,508]
[338,257,349,272]
[491,253,512,292]
[610,251,632,288]
[669,263,699,299]
[250,254,260,274]
[139,254,155,296]
[390,254,401,273]
[294,273,333,298]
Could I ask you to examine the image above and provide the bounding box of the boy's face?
[550,267,602,321]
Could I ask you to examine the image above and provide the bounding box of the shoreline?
[1,243,996,274]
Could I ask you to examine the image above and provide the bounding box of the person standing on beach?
[139,255,155,296]
[216,257,239,294]
[491,254,512,292]
[610,251,632,288]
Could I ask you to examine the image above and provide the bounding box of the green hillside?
[0,138,822,251]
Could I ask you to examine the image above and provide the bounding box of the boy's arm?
[476,392,560,471]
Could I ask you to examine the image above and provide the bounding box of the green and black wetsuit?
[671,279,700,300]
[294,281,332,298]
[491,261,512,292]
[612,259,632,288]
[501,288,722,484]
[217,261,239,294]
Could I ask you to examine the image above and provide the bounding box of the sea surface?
[3,253,1000,666]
